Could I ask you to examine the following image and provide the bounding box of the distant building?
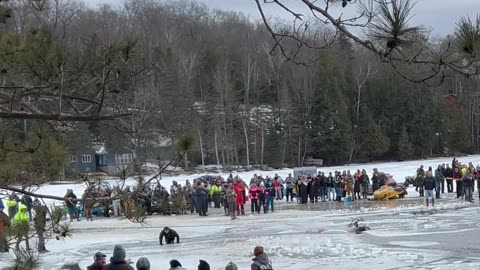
[64,138,173,178]
[65,148,97,177]
[94,146,134,175]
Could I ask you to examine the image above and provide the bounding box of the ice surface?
[2,155,480,269]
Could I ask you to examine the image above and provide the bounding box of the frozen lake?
[2,155,480,269]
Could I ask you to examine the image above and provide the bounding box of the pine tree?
[358,111,390,160]
[448,110,471,154]
[398,125,413,160]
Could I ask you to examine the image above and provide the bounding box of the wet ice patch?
[389,241,439,247]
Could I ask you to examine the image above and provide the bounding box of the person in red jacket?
[249,183,260,214]
[234,180,245,215]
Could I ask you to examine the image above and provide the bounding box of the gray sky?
[84,0,480,37]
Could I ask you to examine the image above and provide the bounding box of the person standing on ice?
[226,183,237,220]
[326,172,335,201]
[453,166,462,198]
[258,183,267,213]
[435,165,444,199]
[13,203,29,250]
[423,171,436,207]
[234,179,246,215]
[285,174,294,202]
[446,164,454,193]
[361,169,370,199]
[33,202,49,253]
[249,182,259,214]
[416,166,425,197]
[273,177,282,201]
[209,180,222,209]
[371,169,379,192]
[111,187,122,217]
[195,182,208,216]
[463,172,474,202]
[265,181,276,213]
[6,195,18,221]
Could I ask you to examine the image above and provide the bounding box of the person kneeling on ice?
[159,226,180,245]
[251,246,273,270]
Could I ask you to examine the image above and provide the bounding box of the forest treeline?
[0,0,478,171]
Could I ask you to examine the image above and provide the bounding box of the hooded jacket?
[251,253,273,270]
[13,204,28,225]
[105,245,134,270]
[249,185,259,200]
[234,183,245,205]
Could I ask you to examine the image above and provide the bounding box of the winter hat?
[111,245,126,262]
[225,261,238,270]
[254,246,264,256]
[198,259,210,270]
[136,257,150,270]
[170,259,182,268]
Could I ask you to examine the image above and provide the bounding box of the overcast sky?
[84,0,480,37]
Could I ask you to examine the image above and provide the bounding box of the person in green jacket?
[13,204,30,250]
[6,195,18,221]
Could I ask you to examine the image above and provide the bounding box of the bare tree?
[255,0,480,84]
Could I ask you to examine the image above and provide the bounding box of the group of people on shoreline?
[413,158,480,205]
[87,243,272,270]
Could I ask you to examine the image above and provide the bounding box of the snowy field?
[2,155,480,269]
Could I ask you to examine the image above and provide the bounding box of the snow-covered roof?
[94,145,108,155]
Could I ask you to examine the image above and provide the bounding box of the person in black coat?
[463,173,474,202]
[159,227,180,245]
[445,164,454,193]
[195,182,208,216]
[423,171,436,206]
[20,195,33,222]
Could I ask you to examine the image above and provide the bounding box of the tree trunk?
[297,135,302,166]
[214,129,220,166]
[197,128,205,172]
[260,126,264,166]
[242,119,250,168]
[184,152,188,171]
[281,136,287,166]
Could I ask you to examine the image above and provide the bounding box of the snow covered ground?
[2,155,480,269]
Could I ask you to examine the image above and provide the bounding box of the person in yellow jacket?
[13,204,30,250]
[461,166,468,177]
[6,195,18,221]
[210,181,223,208]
